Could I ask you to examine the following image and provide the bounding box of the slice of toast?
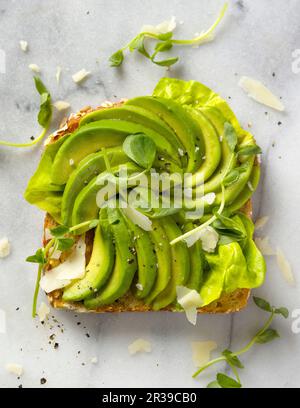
[44,101,251,314]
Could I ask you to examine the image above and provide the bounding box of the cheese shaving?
[184,226,219,252]
[141,16,176,35]
[239,76,284,111]
[176,286,203,325]
[19,40,28,52]
[191,341,217,367]
[56,66,62,83]
[6,363,23,377]
[255,216,269,231]
[29,63,41,73]
[276,247,295,286]
[0,237,10,258]
[122,206,152,231]
[255,236,275,256]
[128,339,152,355]
[37,302,50,322]
[72,69,90,84]
[54,101,70,111]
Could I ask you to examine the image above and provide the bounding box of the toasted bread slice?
[43,101,251,314]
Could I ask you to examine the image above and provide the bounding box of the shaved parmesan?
[141,16,176,35]
[128,339,152,355]
[0,237,10,258]
[37,302,50,322]
[0,309,6,334]
[255,216,269,231]
[203,192,216,205]
[6,363,23,377]
[122,206,152,231]
[40,238,86,293]
[91,357,98,364]
[276,247,295,286]
[54,101,70,111]
[191,341,217,367]
[136,283,144,291]
[176,286,203,325]
[56,66,62,83]
[29,63,41,73]
[19,40,28,52]
[255,236,275,256]
[239,76,284,111]
[72,69,90,84]
[184,226,219,252]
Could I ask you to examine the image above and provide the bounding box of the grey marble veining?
[0,0,300,388]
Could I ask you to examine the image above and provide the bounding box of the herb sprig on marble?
[193,296,289,388]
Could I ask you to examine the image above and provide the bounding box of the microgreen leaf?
[89,219,99,229]
[154,40,173,53]
[238,145,262,156]
[50,225,70,238]
[56,238,75,251]
[224,122,237,152]
[222,349,244,369]
[34,77,52,128]
[216,373,241,388]
[34,76,48,95]
[274,307,289,319]
[152,56,179,67]
[123,133,156,169]
[109,50,124,67]
[129,34,150,58]
[156,31,173,41]
[255,328,280,344]
[253,296,273,312]
[26,248,45,265]
[206,380,221,388]
[223,169,240,186]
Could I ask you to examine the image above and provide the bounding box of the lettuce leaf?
[200,215,266,306]
[24,135,68,223]
[153,77,254,146]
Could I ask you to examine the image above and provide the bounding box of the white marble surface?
[0,0,299,388]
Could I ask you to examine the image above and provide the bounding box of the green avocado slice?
[184,222,204,292]
[84,208,137,308]
[51,120,180,185]
[61,147,128,226]
[71,162,140,230]
[151,217,190,310]
[122,215,157,299]
[125,96,204,173]
[62,208,115,302]
[79,105,183,153]
[144,220,171,304]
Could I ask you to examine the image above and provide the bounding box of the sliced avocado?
[144,220,171,304]
[71,162,140,230]
[62,208,115,302]
[84,208,137,308]
[61,147,128,226]
[184,222,204,292]
[123,215,157,299]
[151,217,190,310]
[126,96,204,172]
[79,105,183,153]
[52,120,180,185]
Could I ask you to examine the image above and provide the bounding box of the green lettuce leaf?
[24,135,69,222]
[153,77,254,146]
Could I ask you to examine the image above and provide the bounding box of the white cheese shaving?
[178,148,184,157]
[69,159,75,166]
[19,40,28,52]
[191,341,217,367]
[203,192,216,205]
[184,226,219,252]
[136,283,144,291]
[122,206,152,231]
[44,228,53,241]
[72,69,90,84]
[40,238,86,293]
[91,357,98,364]
[37,302,50,322]
[0,309,6,334]
[141,16,176,35]
[254,236,275,256]
[128,339,152,355]
[50,248,62,260]
[0,237,10,258]
[255,216,269,231]
[28,63,41,73]
[276,247,295,286]
[176,286,203,325]
[56,66,62,83]
[54,101,70,111]
[6,363,23,377]
[239,76,285,111]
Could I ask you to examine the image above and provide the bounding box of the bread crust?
[43,101,252,314]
